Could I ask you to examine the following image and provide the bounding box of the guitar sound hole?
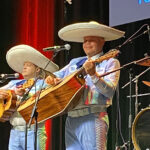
[4,99,7,104]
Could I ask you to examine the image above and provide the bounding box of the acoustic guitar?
[17,49,120,124]
[0,79,34,122]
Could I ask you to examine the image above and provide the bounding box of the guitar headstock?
[94,49,120,63]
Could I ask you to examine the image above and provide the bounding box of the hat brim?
[6,45,59,73]
[58,22,125,42]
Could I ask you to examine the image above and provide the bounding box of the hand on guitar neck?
[15,78,35,96]
[83,58,96,76]
[15,85,26,96]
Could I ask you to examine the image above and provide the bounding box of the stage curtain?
[15,0,55,149]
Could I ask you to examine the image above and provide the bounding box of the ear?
[36,67,41,73]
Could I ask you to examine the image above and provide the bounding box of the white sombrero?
[6,44,59,73]
[58,21,125,42]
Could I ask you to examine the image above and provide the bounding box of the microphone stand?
[122,67,150,118]
[115,69,134,150]
[98,56,150,79]
[115,24,149,50]
[42,49,69,150]
[122,67,150,89]
[135,76,139,116]
[22,77,40,150]
[25,123,28,150]
[127,92,150,98]
[128,69,133,150]
[26,71,48,150]
[121,67,150,150]
[27,86,43,150]
[26,51,59,150]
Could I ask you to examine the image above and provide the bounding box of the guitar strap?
[16,80,26,87]
[76,57,87,69]
[63,57,87,77]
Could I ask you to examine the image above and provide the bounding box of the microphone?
[0,73,19,79]
[147,25,150,42]
[43,44,71,52]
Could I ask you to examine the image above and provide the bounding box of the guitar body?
[0,79,34,122]
[17,70,85,124]
[0,90,16,122]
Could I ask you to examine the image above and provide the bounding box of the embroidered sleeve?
[91,58,120,98]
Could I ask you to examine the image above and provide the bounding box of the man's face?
[22,62,39,79]
[83,36,105,57]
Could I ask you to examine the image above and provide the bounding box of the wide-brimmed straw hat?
[58,21,125,42]
[6,44,59,73]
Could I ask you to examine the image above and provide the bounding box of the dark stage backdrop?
[0,0,150,150]
[0,1,55,150]
[0,1,16,150]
